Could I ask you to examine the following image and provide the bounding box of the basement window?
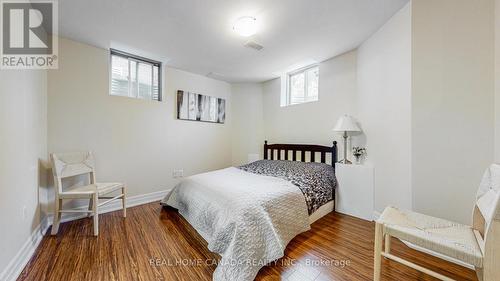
[110,49,162,101]
[285,65,319,106]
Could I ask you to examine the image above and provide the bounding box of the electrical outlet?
[22,206,27,220]
[173,169,184,178]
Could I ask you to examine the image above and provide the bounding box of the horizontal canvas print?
[177,90,225,124]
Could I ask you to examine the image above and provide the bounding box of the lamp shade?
[333,114,361,133]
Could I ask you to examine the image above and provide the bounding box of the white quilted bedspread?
[161,167,310,281]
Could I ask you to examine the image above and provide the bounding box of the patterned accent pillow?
[238,160,336,215]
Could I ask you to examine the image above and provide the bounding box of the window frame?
[286,64,319,106]
[109,48,162,101]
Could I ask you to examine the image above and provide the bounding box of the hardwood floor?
[18,202,477,281]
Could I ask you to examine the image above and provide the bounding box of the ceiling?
[58,0,409,83]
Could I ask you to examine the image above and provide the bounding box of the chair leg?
[374,222,384,281]
[87,197,93,218]
[51,198,62,235]
[385,234,391,254]
[92,193,99,236]
[122,186,126,218]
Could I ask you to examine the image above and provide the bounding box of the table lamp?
[333,114,361,164]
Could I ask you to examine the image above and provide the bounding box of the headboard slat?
[263,141,338,167]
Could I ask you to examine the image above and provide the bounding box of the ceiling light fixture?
[233,16,257,37]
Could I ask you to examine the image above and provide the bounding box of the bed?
[161,141,338,281]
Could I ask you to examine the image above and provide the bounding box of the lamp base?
[337,159,352,164]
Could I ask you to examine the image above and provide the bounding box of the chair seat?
[378,206,483,267]
[61,182,124,196]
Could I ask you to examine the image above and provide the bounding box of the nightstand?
[335,163,374,221]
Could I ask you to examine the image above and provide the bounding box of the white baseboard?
[44,189,171,227]
[0,216,49,281]
[0,189,170,281]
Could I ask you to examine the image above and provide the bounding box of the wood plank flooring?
[18,202,477,281]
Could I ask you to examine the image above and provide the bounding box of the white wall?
[496,0,500,163]
[0,70,47,277]
[47,38,232,210]
[357,3,412,212]
[231,83,264,166]
[262,51,358,151]
[412,0,495,224]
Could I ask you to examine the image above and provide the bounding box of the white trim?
[0,189,170,281]
[45,189,170,225]
[0,216,49,281]
[285,64,319,106]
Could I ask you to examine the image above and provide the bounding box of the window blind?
[110,49,162,101]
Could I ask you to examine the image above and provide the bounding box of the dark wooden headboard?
[263,140,338,167]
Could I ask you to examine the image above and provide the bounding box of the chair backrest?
[473,164,500,235]
[472,164,500,273]
[50,151,96,194]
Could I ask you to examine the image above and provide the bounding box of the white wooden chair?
[374,164,500,281]
[50,152,126,236]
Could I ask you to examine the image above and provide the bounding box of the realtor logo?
[1,0,58,69]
